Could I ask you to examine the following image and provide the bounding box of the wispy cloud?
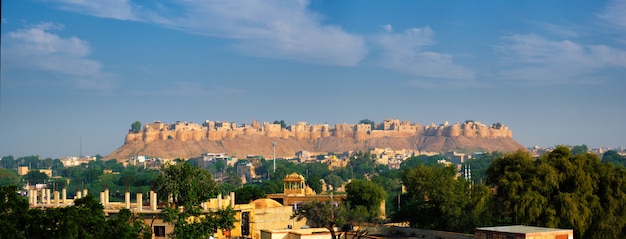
[47,0,367,66]
[497,34,626,84]
[375,25,475,85]
[598,0,626,29]
[1,22,117,90]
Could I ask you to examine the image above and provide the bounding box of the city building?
[475,225,573,239]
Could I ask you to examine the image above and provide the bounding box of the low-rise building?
[475,225,573,239]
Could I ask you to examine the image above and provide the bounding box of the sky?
[1,0,625,159]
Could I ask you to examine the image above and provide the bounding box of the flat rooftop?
[476,225,572,234]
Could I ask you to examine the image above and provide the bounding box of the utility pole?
[272,141,277,174]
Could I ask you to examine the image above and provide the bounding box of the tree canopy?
[131,121,142,133]
[154,162,236,239]
[486,147,626,238]
[345,179,386,220]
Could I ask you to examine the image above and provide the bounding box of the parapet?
[124,119,513,144]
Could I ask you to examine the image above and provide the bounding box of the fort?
[125,119,513,144]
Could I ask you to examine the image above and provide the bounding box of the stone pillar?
[125,192,131,209]
[150,191,157,211]
[218,193,222,209]
[100,192,105,205]
[40,189,45,203]
[230,191,235,207]
[31,189,37,207]
[104,188,109,206]
[76,191,82,199]
[62,188,67,205]
[54,191,60,207]
[46,189,51,205]
[137,193,143,212]
[83,189,88,197]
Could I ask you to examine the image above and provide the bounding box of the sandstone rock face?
[107,119,524,160]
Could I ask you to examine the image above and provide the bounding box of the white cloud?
[50,0,139,21]
[376,26,475,82]
[47,0,367,66]
[1,22,116,90]
[497,34,626,83]
[598,0,626,29]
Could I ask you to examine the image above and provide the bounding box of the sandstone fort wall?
[125,119,513,144]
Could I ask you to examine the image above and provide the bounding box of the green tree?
[306,174,323,194]
[348,151,377,179]
[0,168,19,186]
[0,185,29,238]
[234,185,266,204]
[345,179,386,220]
[602,150,626,167]
[272,120,287,129]
[1,155,16,169]
[324,174,344,190]
[22,171,49,185]
[358,119,376,130]
[486,146,626,238]
[571,144,589,156]
[131,121,142,133]
[398,163,492,232]
[154,162,236,239]
[292,200,346,239]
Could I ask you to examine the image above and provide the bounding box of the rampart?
[125,119,513,144]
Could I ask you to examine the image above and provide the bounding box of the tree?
[0,169,19,186]
[324,174,344,190]
[1,155,16,169]
[358,119,376,130]
[22,171,49,185]
[306,174,323,194]
[154,162,236,239]
[272,120,287,129]
[234,185,266,204]
[397,163,492,232]
[602,150,626,167]
[486,146,626,238]
[292,200,346,239]
[154,162,218,208]
[131,121,142,133]
[345,180,386,220]
[571,144,589,156]
[0,185,29,239]
[348,151,377,179]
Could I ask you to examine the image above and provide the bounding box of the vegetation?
[487,147,626,238]
[154,162,236,239]
[0,185,151,239]
[344,179,386,220]
[131,121,142,133]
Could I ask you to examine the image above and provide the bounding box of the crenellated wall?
[124,119,513,144]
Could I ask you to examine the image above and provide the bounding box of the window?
[154,226,166,237]
[486,234,493,239]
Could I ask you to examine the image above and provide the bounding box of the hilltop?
[105,119,525,160]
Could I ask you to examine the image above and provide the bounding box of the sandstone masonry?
[125,119,513,144]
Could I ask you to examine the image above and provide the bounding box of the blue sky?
[1,0,625,158]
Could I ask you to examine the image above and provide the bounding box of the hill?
[105,119,526,160]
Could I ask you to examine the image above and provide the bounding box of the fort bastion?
[124,119,513,144]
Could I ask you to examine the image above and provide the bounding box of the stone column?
[218,193,222,209]
[46,189,51,205]
[83,189,88,197]
[104,188,109,206]
[136,193,143,212]
[125,192,131,209]
[76,191,82,199]
[54,191,60,207]
[100,192,105,205]
[150,191,157,211]
[230,191,235,207]
[62,188,67,205]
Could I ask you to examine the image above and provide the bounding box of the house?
[475,225,573,239]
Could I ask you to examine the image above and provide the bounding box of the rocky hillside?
[105,134,525,160]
